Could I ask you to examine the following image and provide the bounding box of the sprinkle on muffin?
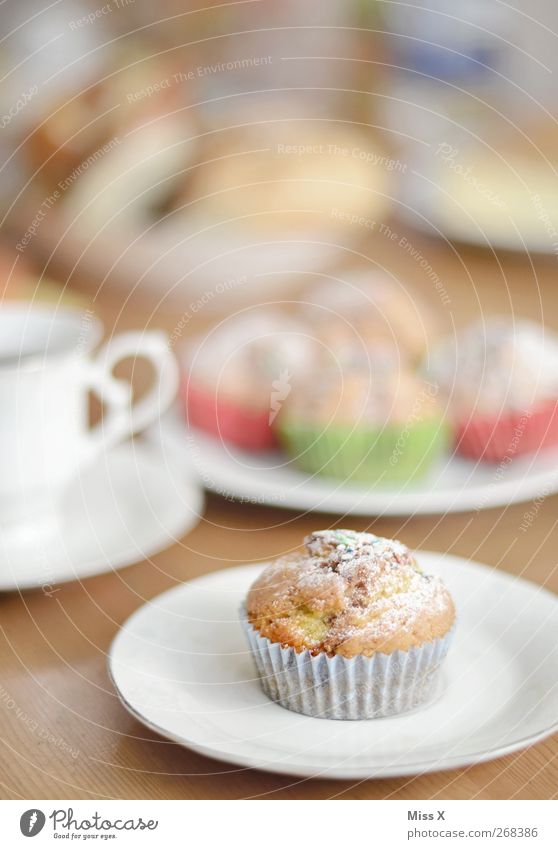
[246,530,455,658]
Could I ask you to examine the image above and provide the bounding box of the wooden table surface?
[1,229,557,800]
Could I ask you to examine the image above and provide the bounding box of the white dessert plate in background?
[0,441,204,592]
[149,407,558,516]
[34,205,353,306]
[108,553,558,780]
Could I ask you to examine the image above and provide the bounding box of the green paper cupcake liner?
[276,417,449,483]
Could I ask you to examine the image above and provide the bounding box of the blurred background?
[2,0,558,330]
[5,1,558,804]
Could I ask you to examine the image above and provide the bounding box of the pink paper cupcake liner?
[180,376,276,451]
[455,397,558,462]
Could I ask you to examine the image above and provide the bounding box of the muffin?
[180,310,314,451]
[242,529,455,719]
[275,351,449,483]
[426,317,558,461]
[300,271,439,364]
[176,122,391,234]
[22,44,187,194]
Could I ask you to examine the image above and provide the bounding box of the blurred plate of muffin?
[181,310,316,452]
[426,316,558,462]
[150,287,558,515]
[153,404,558,515]
[109,542,558,778]
[275,359,449,485]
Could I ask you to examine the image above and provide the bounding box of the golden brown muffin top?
[427,317,558,416]
[246,530,455,658]
[300,272,439,365]
[185,310,315,408]
[280,359,443,426]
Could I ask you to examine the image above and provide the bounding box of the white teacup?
[0,304,178,545]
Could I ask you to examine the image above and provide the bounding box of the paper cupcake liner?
[455,398,558,462]
[180,377,276,451]
[241,613,454,720]
[276,418,449,483]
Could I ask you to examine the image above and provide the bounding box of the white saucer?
[108,553,558,780]
[150,408,558,517]
[0,441,204,592]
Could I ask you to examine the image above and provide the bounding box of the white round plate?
[109,553,558,780]
[0,441,204,592]
[37,209,351,306]
[150,408,558,517]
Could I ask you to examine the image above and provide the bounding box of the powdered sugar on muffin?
[427,317,558,415]
[300,271,439,363]
[184,310,315,409]
[246,530,455,658]
[281,356,442,426]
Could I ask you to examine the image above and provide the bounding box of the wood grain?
[1,229,557,800]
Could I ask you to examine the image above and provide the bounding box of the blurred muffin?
[180,310,314,451]
[21,43,195,235]
[275,350,448,483]
[427,317,558,461]
[242,529,455,719]
[22,45,187,193]
[175,122,391,233]
[299,271,439,364]
[60,115,190,233]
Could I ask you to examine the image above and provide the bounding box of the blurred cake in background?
[180,309,315,451]
[179,275,449,483]
[276,350,448,483]
[18,42,197,239]
[427,317,558,461]
[22,44,187,192]
[299,270,440,364]
[169,121,392,235]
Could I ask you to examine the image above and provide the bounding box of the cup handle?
[84,330,178,463]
